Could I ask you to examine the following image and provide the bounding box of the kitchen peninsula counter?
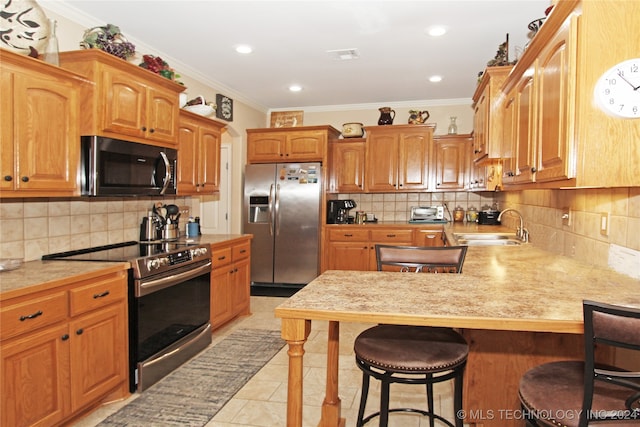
[275,245,640,427]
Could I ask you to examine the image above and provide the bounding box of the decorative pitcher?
[377,107,395,125]
[408,110,430,125]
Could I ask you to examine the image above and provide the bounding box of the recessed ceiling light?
[289,85,302,92]
[429,75,442,83]
[235,45,253,54]
[427,26,447,37]
[326,48,360,61]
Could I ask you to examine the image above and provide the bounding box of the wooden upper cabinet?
[329,139,365,193]
[534,16,576,183]
[59,49,184,147]
[0,50,85,197]
[500,89,517,184]
[471,66,513,163]
[434,134,469,191]
[365,124,433,192]
[177,111,225,195]
[247,126,339,163]
[499,0,640,188]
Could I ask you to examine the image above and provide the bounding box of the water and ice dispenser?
[249,196,269,223]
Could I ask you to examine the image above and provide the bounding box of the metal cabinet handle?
[149,128,155,133]
[61,334,69,341]
[4,175,12,181]
[76,328,84,335]
[20,310,43,321]
[21,176,29,182]
[93,290,110,299]
[141,126,147,132]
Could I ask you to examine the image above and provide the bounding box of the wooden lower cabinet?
[210,237,251,329]
[325,227,415,271]
[414,228,446,247]
[0,269,129,427]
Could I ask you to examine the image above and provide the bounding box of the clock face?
[594,58,640,119]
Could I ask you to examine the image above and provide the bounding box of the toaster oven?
[409,206,445,223]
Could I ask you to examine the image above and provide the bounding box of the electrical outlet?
[600,212,610,236]
[561,207,571,226]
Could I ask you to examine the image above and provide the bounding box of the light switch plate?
[600,212,609,236]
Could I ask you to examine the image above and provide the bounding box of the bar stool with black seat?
[518,300,640,427]
[354,244,469,427]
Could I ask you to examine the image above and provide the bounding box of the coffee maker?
[327,199,357,224]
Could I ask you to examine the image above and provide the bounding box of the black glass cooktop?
[42,240,197,262]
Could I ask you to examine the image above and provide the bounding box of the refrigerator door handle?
[269,184,275,236]
[274,183,281,236]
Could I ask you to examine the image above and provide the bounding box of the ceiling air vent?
[326,48,360,61]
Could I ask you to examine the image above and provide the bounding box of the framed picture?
[270,110,304,128]
[215,94,233,121]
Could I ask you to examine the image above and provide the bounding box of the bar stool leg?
[357,374,370,427]
[379,379,391,427]
[454,372,464,427]
[426,374,435,427]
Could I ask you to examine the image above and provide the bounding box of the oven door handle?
[137,261,212,297]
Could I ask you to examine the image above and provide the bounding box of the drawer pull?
[93,290,110,299]
[19,310,43,321]
[239,249,246,253]
[344,234,353,237]
[218,255,227,261]
[61,334,69,341]
[386,234,396,237]
[76,328,84,335]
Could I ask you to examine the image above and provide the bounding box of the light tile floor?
[74,296,457,427]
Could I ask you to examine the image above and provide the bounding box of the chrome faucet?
[498,208,529,242]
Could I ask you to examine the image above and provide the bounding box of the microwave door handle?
[158,152,171,195]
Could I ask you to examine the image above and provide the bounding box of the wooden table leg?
[319,321,346,427]
[281,318,311,427]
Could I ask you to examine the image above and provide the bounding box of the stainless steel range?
[43,240,212,392]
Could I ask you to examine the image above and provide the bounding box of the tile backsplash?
[0,197,192,261]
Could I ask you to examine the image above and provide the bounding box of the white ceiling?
[54,0,550,111]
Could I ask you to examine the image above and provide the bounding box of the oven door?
[130,259,211,391]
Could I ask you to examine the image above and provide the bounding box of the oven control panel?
[134,244,211,278]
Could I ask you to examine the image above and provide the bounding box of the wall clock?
[594,58,640,119]
[215,94,233,122]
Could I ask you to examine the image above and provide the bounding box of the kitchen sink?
[452,233,523,246]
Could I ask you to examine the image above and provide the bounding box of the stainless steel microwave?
[81,136,177,196]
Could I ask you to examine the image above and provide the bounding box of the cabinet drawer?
[1,292,68,341]
[232,242,251,261]
[69,275,127,317]
[328,229,369,242]
[370,229,414,243]
[212,247,233,268]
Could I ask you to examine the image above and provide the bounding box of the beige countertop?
[0,234,252,300]
[276,243,640,333]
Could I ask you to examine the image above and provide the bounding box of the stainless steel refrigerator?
[243,163,322,291]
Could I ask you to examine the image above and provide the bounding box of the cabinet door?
[514,69,537,184]
[285,131,324,161]
[0,69,13,192]
[13,72,80,193]
[146,87,179,145]
[210,267,233,329]
[399,131,431,190]
[535,21,576,182]
[366,131,398,192]
[101,69,147,139]
[330,142,365,193]
[1,324,70,427]
[198,126,221,193]
[327,241,370,271]
[177,120,199,193]
[247,134,285,163]
[231,257,250,315]
[473,89,488,161]
[69,303,127,411]
[501,90,517,183]
[434,137,467,191]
